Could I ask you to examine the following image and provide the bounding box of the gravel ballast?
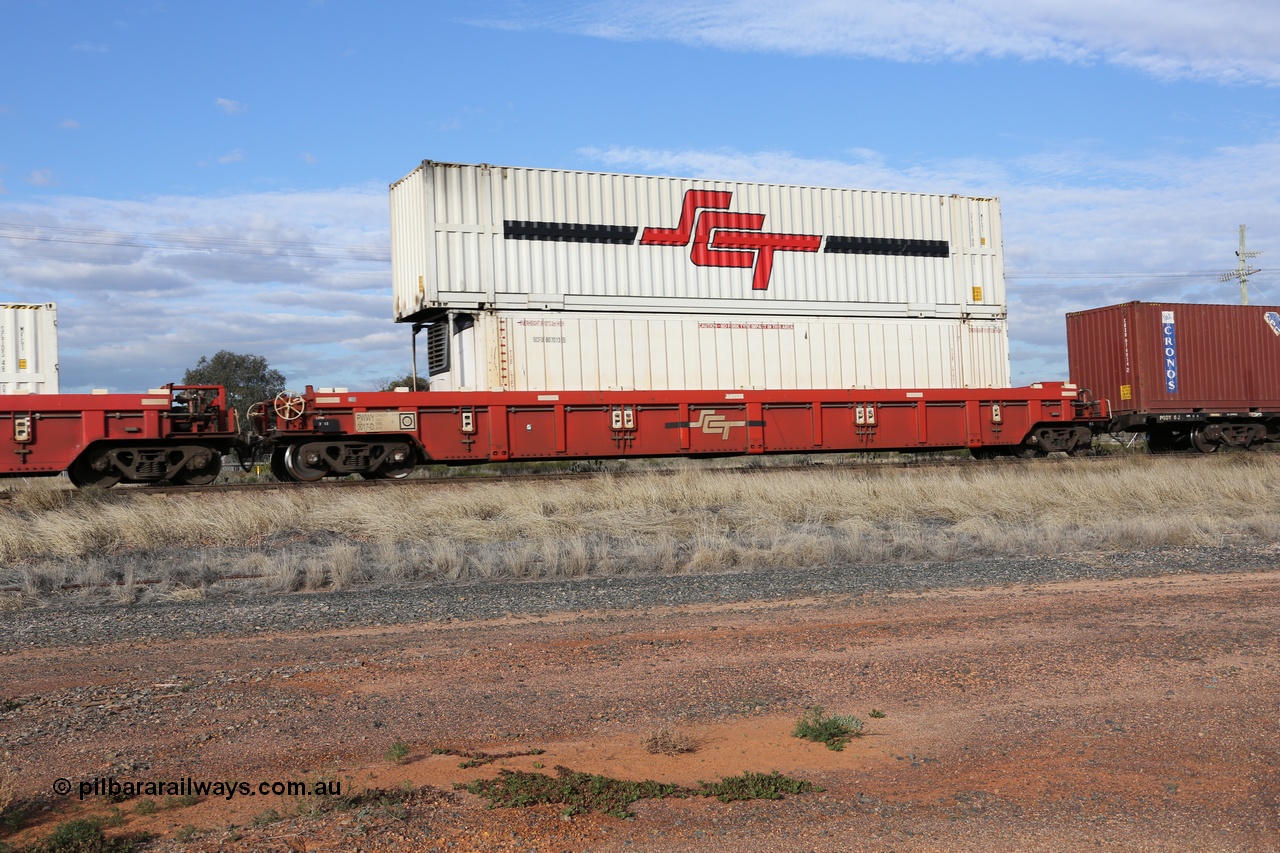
[4,543,1275,650]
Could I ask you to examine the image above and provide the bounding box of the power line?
[1007,269,1239,279]
[1218,224,1262,305]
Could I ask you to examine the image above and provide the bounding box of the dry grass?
[642,725,699,755]
[2,454,1279,605]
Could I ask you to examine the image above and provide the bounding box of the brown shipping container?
[1066,301,1280,414]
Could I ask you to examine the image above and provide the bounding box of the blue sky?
[4,0,1280,391]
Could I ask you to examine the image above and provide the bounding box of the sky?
[4,0,1280,391]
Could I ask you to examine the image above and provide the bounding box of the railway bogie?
[1142,417,1275,454]
[0,385,243,487]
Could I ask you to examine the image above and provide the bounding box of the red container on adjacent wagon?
[1066,301,1280,414]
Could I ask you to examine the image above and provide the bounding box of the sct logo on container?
[1161,311,1178,393]
[504,189,950,293]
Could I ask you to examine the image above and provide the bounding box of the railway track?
[0,450,1199,503]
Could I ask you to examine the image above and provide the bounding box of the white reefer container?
[392,162,1005,322]
[0,303,59,394]
[418,309,1010,392]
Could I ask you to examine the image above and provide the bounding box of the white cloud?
[59,119,80,130]
[216,149,246,165]
[215,97,247,115]
[71,42,109,53]
[581,139,1280,382]
[0,187,397,392]
[300,152,319,165]
[487,0,1280,85]
[27,169,54,187]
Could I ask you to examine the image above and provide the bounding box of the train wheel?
[362,443,415,480]
[282,443,328,482]
[1189,428,1219,454]
[269,447,289,481]
[172,453,222,486]
[1014,446,1044,459]
[1145,429,1175,454]
[68,453,121,489]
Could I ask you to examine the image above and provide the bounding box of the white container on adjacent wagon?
[0,302,59,394]
[417,309,1010,392]
[391,161,1006,323]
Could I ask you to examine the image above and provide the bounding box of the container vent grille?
[425,322,449,377]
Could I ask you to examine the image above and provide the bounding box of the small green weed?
[162,793,199,809]
[868,709,887,719]
[250,808,281,827]
[289,784,423,823]
[458,766,818,819]
[459,766,684,819]
[792,706,865,751]
[385,742,410,765]
[694,770,822,802]
[332,786,420,822]
[173,825,199,843]
[21,817,148,852]
[132,799,157,816]
[430,746,545,768]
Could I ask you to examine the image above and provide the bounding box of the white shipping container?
[417,310,1010,393]
[0,303,59,394]
[392,162,1005,322]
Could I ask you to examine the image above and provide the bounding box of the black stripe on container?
[824,236,950,258]
[504,220,639,244]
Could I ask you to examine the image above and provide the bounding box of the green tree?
[379,373,427,391]
[183,350,286,431]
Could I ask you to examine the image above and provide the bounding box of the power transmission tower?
[1219,224,1262,305]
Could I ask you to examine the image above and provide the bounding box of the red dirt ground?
[4,569,1279,851]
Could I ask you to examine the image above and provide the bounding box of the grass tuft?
[641,725,698,755]
[385,742,410,765]
[792,706,865,751]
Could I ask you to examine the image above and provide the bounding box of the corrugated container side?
[0,303,59,394]
[392,162,1005,322]
[1066,301,1280,413]
[424,310,1010,393]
